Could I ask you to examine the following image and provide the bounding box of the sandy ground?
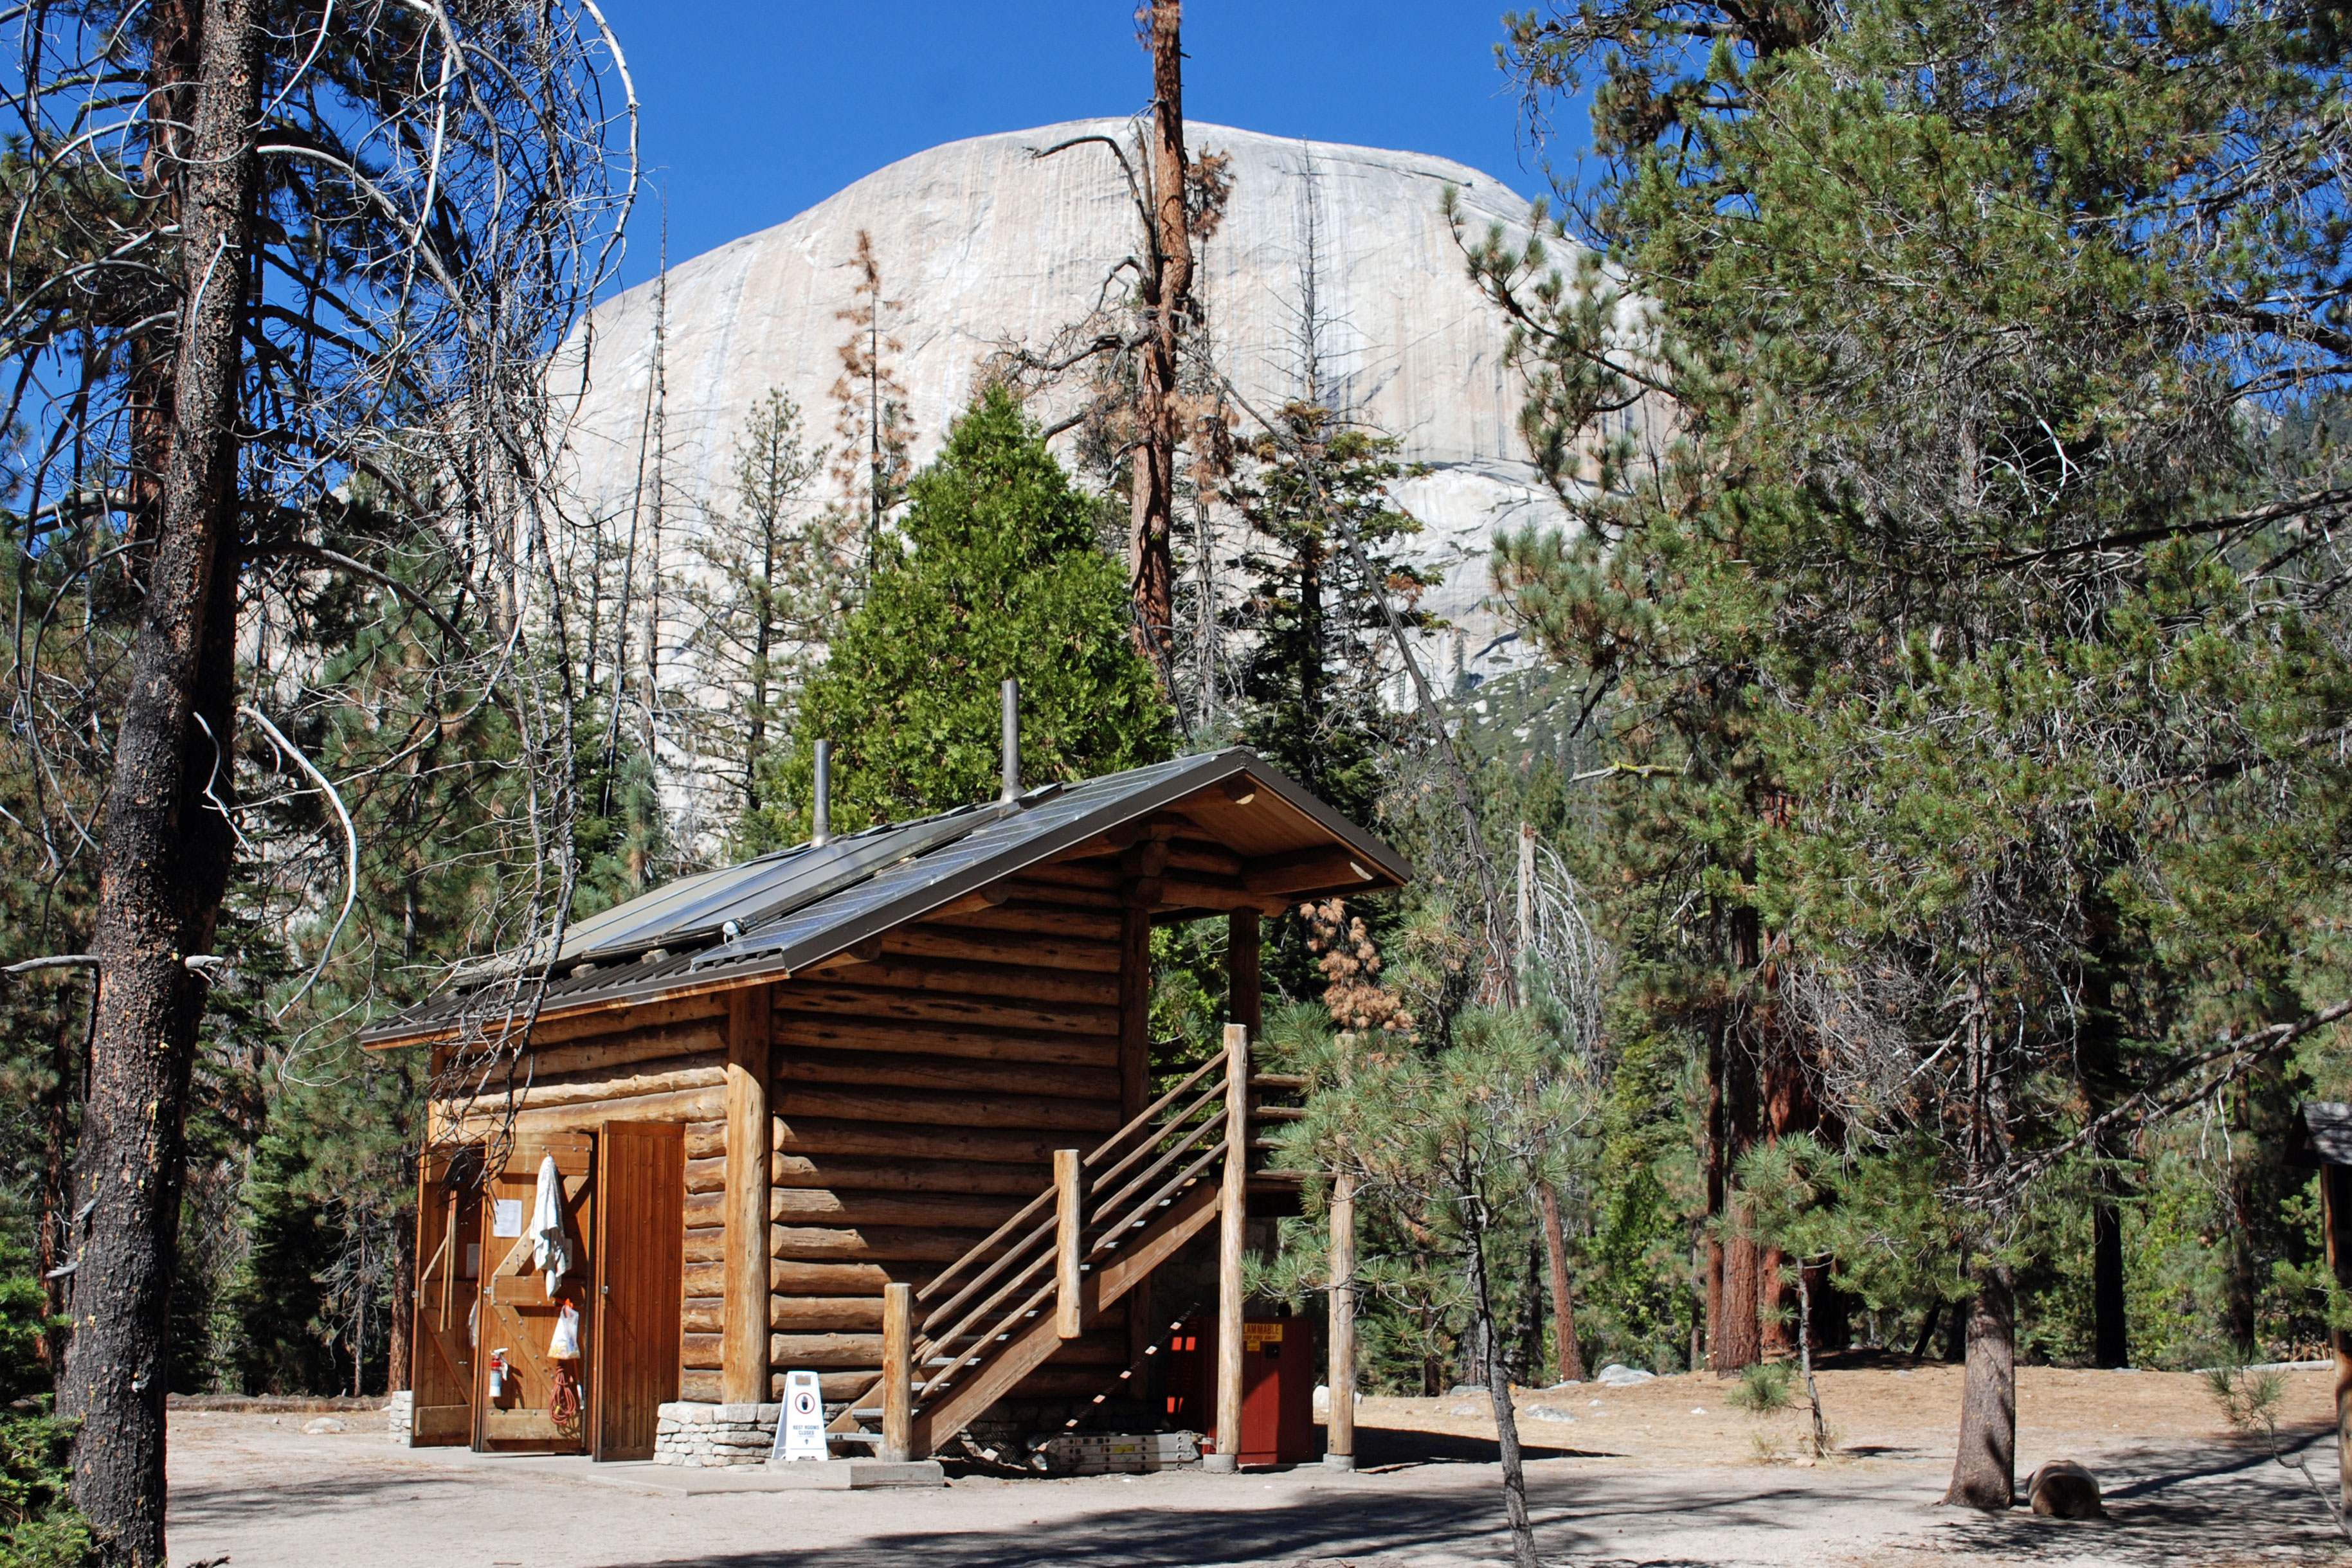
[162,1363,2350,1568]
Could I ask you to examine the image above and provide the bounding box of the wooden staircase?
[833,1031,1257,1460]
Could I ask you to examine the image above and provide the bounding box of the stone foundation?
[655,1401,781,1466]
[385,1389,414,1445]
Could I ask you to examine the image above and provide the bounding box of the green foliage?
[2205,1362,2290,1434]
[0,1241,89,1566]
[766,388,1173,836]
[1727,1360,1792,1414]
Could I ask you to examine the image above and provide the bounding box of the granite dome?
[550,119,1588,680]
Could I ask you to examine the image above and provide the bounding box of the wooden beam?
[722,985,773,1406]
[1242,846,1377,897]
[882,1283,914,1463]
[775,1047,1117,1104]
[1209,1022,1250,1474]
[773,1016,1116,1070]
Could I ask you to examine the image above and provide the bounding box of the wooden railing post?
[882,1282,914,1463]
[1206,1021,1250,1473]
[1055,1149,1085,1338]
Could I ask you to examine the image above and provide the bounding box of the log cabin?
[365,739,1409,1468]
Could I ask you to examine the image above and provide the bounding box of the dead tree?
[0,3,637,1558]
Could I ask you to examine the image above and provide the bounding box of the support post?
[1326,1167,1357,1470]
[882,1282,914,1463]
[1206,1020,1251,1473]
[1228,908,1262,1041]
[2328,1164,2352,1509]
[1055,1149,1086,1338]
[722,984,772,1406]
[1120,903,1155,1364]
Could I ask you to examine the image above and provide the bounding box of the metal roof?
[363,747,1408,1046]
[2296,1102,2352,1167]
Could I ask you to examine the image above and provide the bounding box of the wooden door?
[592,1121,685,1461]
[409,1149,480,1446]
[473,1135,595,1452]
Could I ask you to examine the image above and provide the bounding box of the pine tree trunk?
[1468,1217,1539,1568]
[386,1204,415,1394]
[1537,1184,1583,1383]
[1944,1261,2016,1509]
[38,989,85,1365]
[2093,1198,2127,1367]
[1130,0,1190,683]
[58,0,257,1557]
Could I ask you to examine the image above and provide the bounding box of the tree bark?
[2092,1198,2127,1367]
[1537,1184,1583,1383]
[1944,1261,2016,1509]
[58,0,257,1558]
[386,1198,415,1394]
[1130,0,1190,684]
[38,987,86,1365]
[1469,1218,1539,1568]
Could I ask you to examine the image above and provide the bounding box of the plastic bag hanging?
[549,1301,582,1360]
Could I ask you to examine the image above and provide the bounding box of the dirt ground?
[162,1362,2349,1568]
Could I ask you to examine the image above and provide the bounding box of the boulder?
[300,1417,347,1435]
[1596,1364,1656,1387]
[2027,1459,2104,1519]
[1521,1404,1578,1423]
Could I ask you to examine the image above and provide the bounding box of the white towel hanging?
[530,1153,574,1295]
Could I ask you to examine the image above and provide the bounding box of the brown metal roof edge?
[357,961,792,1050]
[714,748,1409,981]
[361,747,1412,1050]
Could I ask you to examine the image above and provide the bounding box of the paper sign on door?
[491,1199,523,1238]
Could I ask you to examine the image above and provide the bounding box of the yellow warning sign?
[1244,1322,1284,1351]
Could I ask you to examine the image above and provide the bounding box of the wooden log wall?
[673,888,1144,1404]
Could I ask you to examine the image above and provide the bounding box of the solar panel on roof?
[361,746,1415,1045]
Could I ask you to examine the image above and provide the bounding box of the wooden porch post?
[1229,907,1262,1040]
[1326,1168,1356,1470]
[1120,905,1153,1371]
[1207,1020,1251,1472]
[881,1282,913,1463]
[2328,1164,2352,1509]
[723,984,772,1407]
[1055,1149,1087,1338]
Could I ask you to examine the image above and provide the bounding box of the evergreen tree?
[1227,402,1432,827]
[676,390,858,848]
[1481,0,2352,1507]
[768,388,1173,835]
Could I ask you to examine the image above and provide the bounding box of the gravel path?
[164,1412,2345,1567]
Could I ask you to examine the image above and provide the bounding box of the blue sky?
[589,2,1575,294]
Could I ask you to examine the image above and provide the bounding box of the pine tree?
[676,389,856,845]
[1481,0,2352,1507]
[1227,402,1432,829]
[768,388,1173,835]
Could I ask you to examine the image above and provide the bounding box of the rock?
[1448,1403,1482,1418]
[2028,1459,2105,1519]
[1447,1384,1487,1396]
[1521,1405,1578,1423]
[1596,1364,1656,1387]
[550,122,1614,692]
[301,1417,347,1434]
